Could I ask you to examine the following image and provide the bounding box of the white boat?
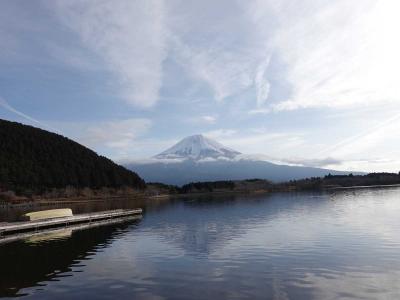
[23,208,73,221]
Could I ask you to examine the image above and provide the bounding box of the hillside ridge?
[0,119,145,195]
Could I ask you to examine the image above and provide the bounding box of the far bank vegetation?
[147,172,400,196]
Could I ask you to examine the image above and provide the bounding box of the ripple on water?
[2,189,400,299]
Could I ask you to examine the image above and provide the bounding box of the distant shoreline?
[2,173,400,208]
[3,181,400,209]
[327,184,400,190]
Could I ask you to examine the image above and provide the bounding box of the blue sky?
[1,0,400,172]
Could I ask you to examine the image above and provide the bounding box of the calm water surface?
[1,188,400,299]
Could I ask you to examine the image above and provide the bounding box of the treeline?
[180,180,235,193]
[276,172,400,191]
[147,179,271,195]
[0,119,145,195]
[148,173,400,195]
[147,180,238,195]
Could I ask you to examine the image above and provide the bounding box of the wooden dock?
[0,209,142,241]
[0,214,142,245]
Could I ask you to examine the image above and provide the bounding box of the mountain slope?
[0,119,145,192]
[126,135,351,185]
[128,159,349,186]
[155,134,241,160]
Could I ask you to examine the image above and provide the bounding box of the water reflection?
[1,188,400,299]
[24,228,73,245]
[0,220,141,297]
[131,189,400,299]
[143,192,327,256]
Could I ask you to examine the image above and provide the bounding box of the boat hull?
[23,208,74,221]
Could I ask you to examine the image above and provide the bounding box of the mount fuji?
[125,134,350,186]
[154,134,241,161]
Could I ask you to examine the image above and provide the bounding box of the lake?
[1,187,400,299]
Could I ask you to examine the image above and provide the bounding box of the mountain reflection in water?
[1,188,400,299]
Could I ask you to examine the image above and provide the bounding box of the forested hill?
[0,119,145,193]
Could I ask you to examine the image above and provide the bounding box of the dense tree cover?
[146,182,181,195]
[180,180,235,193]
[156,173,400,195]
[323,172,400,186]
[272,172,400,191]
[279,173,400,190]
[0,119,145,194]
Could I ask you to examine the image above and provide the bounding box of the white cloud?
[247,108,271,115]
[172,36,254,102]
[204,129,237,140]
[327,158,400,173]
[168,1,273,106]
[187,115,218,125]
[166,0,400,112]
[255,56,271,107]
[79,118,152,155]
[18,0,399,113]
[247,0,400,111]
[3,0,400,170]
[281,157,343,168]
[50,0,168,108]
[200,115,217,124]
[207,129,306,157]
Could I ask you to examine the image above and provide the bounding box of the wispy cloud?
[255,56,271,107]
[248,0,400,111]
[49,0,168,108]
[282,157,343,168]
[247,108,271,115]
[80,118,152,151]
[167,0,400,112]
[206,129,306,157]
[2,0,400,172]
[0,96,59,133]
[168,1,273,106]
[187,115,218,125]
[317,111,400,158]
[204,129,237,140]
[27,0,400,113]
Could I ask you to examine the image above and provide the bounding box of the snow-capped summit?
[126,134,353,185]
[154,134,241,161]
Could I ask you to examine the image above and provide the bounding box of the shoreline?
[327,183,400,190]
[0,194,153,209]
[0,189,269,208]
[3,182,400,209]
